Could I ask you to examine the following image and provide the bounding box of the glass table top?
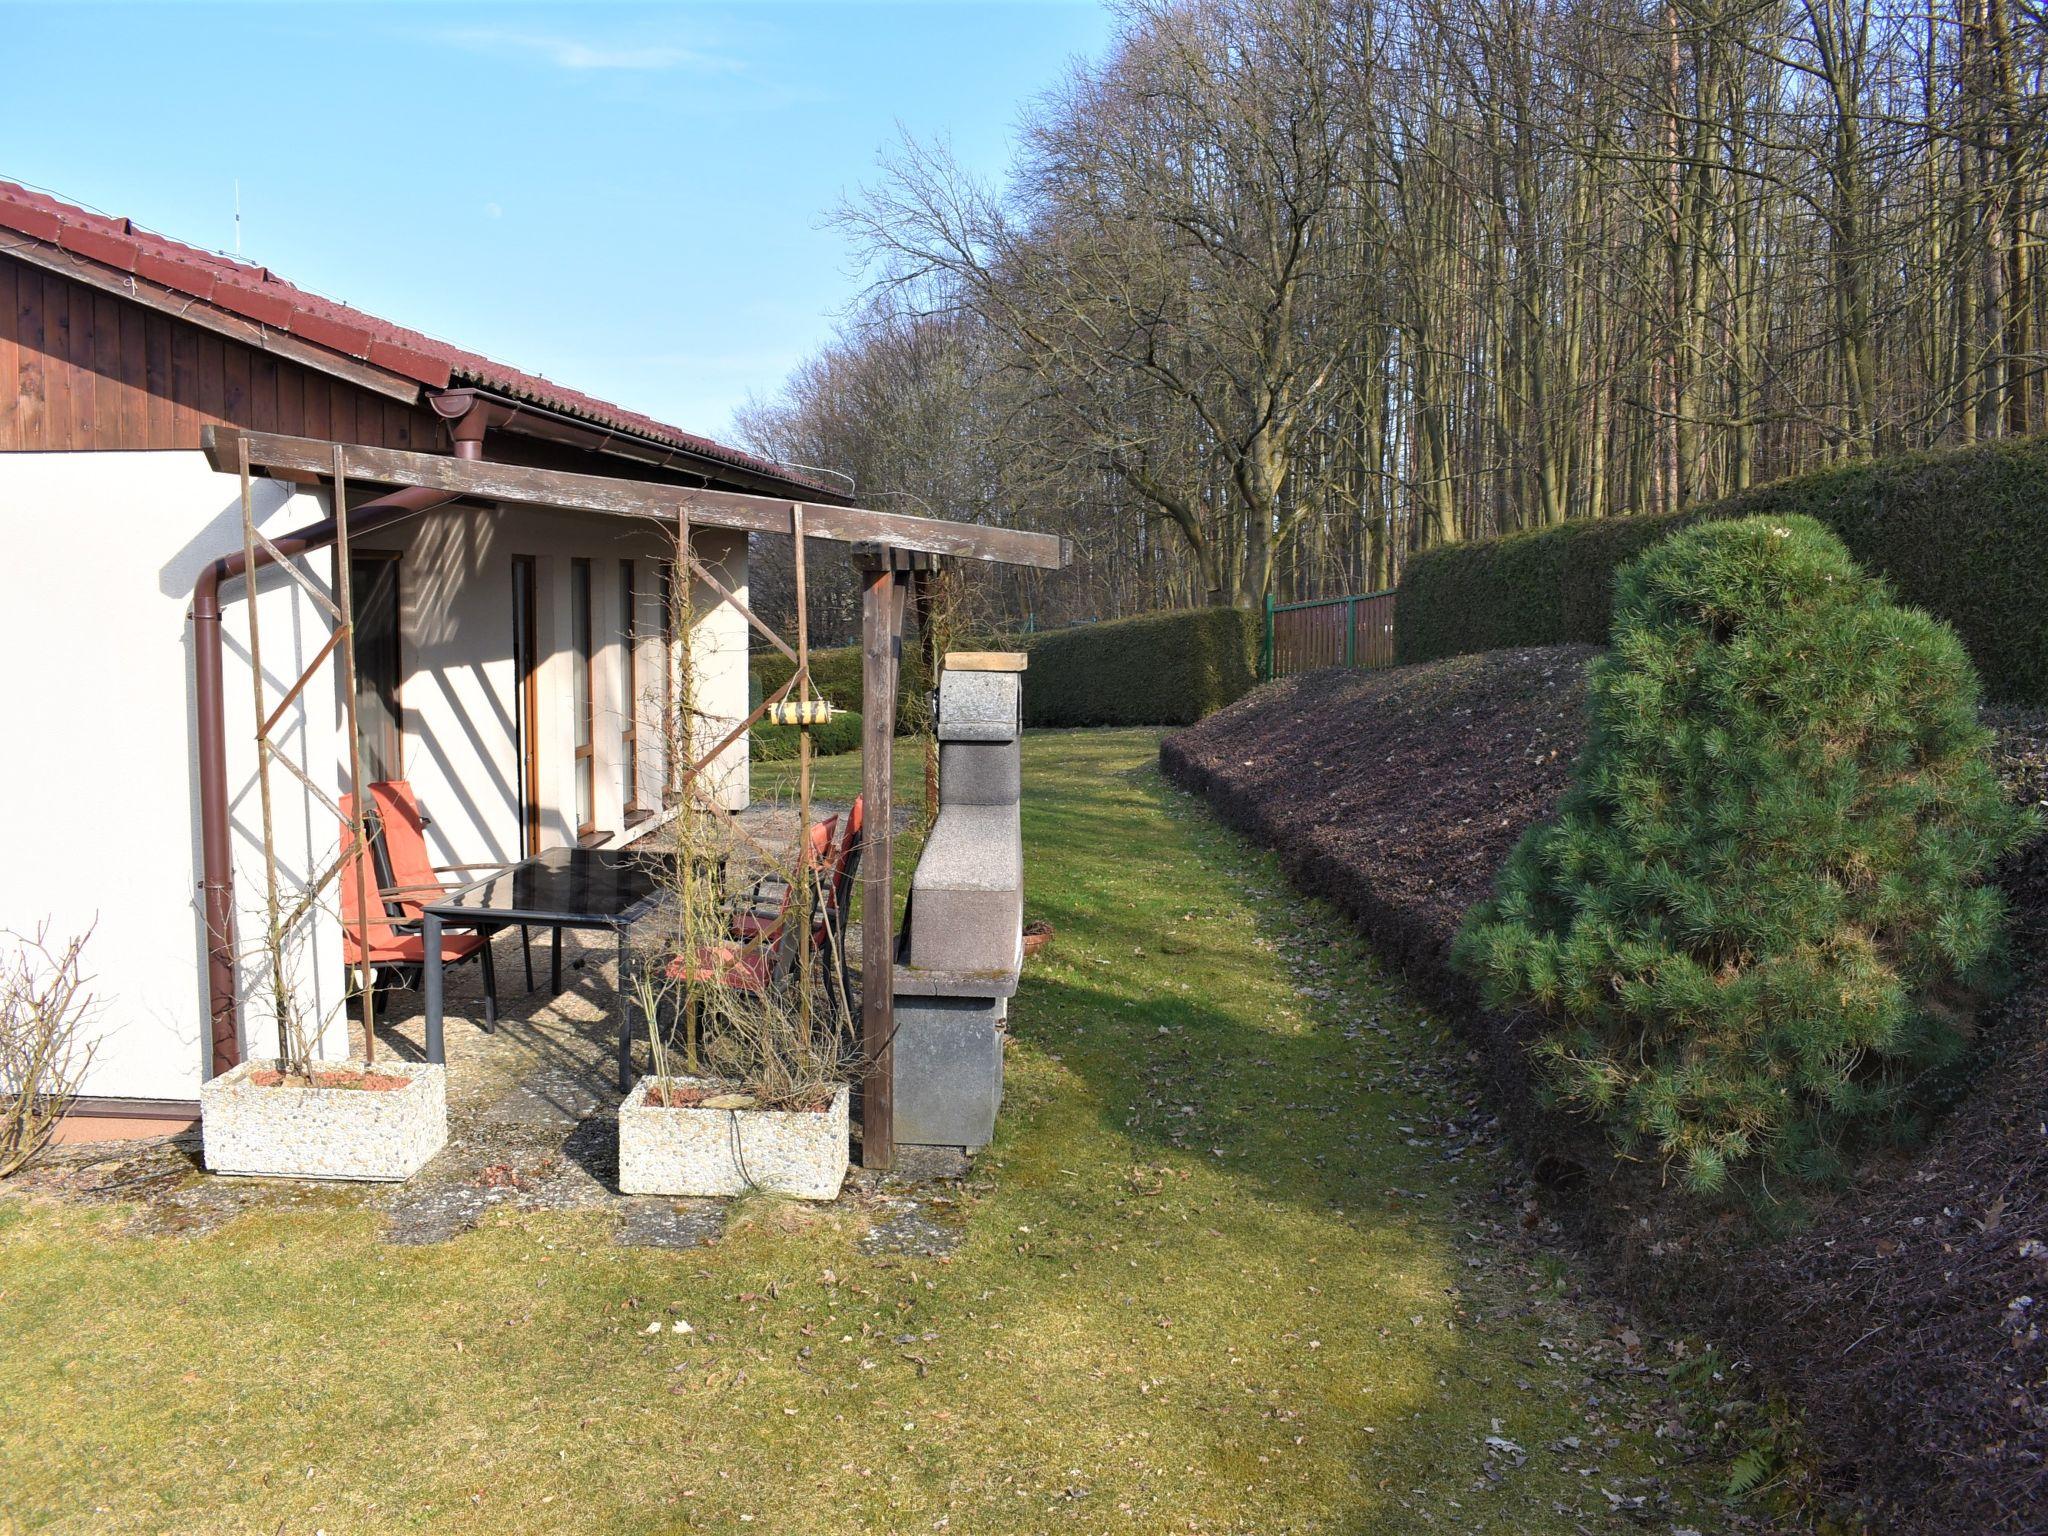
[424,846,661,927]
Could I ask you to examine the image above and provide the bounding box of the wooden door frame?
[619,557,640,818]
[510,554,541,857]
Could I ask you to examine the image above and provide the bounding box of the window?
[619,559,639,814]
[510,556,540,857]
[349,553,402,783]
[570,557,594,837]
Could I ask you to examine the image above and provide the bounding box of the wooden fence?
[1262,589,1397,680]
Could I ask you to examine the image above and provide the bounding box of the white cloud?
[438,27,745,74]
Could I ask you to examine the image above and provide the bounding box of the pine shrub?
[1453,516,2037,1191]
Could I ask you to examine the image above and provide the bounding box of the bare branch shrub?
[626,520,856,1113]
[1,923,98,1176]
[236,886,332,1082]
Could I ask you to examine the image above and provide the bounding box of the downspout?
[192,405,488,1074]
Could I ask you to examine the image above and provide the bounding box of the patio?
[34,775,960,1248]
[25,948,965,1256]
[183,426,1064,1179]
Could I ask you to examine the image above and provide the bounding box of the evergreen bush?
[1453,516,2037,1191]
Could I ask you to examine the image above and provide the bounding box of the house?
[0,182,850,1135]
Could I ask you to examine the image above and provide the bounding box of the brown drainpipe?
[192,408,487,1074]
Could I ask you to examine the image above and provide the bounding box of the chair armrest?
[433,863,510,873]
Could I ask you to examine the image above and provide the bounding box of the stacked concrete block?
[893,653,1027,1152]
[906,663,1026,976]
[890,971,1015,1153]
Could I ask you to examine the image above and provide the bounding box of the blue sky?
[1,1,1113,439]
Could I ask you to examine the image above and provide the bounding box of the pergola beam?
[202,427,1071,570]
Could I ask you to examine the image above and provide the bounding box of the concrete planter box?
[201,1059,446,1182]
[619,1076,849,1201]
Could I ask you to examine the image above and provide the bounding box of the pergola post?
[855,545,928,1170]
[858,556,902,1169]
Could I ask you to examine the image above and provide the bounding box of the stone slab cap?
[893,961,1021,999]
[937,668,1022,743]
[944,650,1028,672]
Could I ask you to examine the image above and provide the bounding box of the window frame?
[347,549,404,785]
[570,557,595,839]
[619,557,640,816]
[510,555,540,857]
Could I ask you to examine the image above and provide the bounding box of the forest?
[737,0,2046,638]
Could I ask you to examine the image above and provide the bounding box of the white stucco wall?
[0,450,348,1100]
[354,509,749,867]
[0,454,751,1104]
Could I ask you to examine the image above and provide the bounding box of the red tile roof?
[0,179,830,495]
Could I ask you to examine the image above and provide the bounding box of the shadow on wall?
[158,474,341,1079]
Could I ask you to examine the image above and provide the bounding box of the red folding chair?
[338,790,500,1029]
[729,801,862,942]
[366,780,547,998]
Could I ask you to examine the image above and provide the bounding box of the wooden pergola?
[200,426,1068,1169]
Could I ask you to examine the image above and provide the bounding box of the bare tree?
[842,0,1383,605]
[745,0,2045,623]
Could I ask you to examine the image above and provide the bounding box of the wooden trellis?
[236,438,384,1068]
[205,425,1068,1166]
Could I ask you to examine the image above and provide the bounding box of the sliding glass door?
[348,553,402,784]
[510,555,540,857]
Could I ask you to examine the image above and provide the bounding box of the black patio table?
[419,846,661,1064]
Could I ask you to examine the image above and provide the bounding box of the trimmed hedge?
[752,608,1257,733]
[1021,607,1258,727]
[751,708,863,761]
[749,644,930,736]
[1395,435,2048,704]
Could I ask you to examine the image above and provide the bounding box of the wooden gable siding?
[1,254,446,453]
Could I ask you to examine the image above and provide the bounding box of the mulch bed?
[1162,647,2048,1534]
[247,1067,411,1091]
[641,1083,834,1113]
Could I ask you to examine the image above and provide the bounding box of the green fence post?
[1343,596,1357,669]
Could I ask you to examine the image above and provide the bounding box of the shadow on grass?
[1007,741,1446,1212]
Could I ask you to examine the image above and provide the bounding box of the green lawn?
[0,731,1727,1533]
